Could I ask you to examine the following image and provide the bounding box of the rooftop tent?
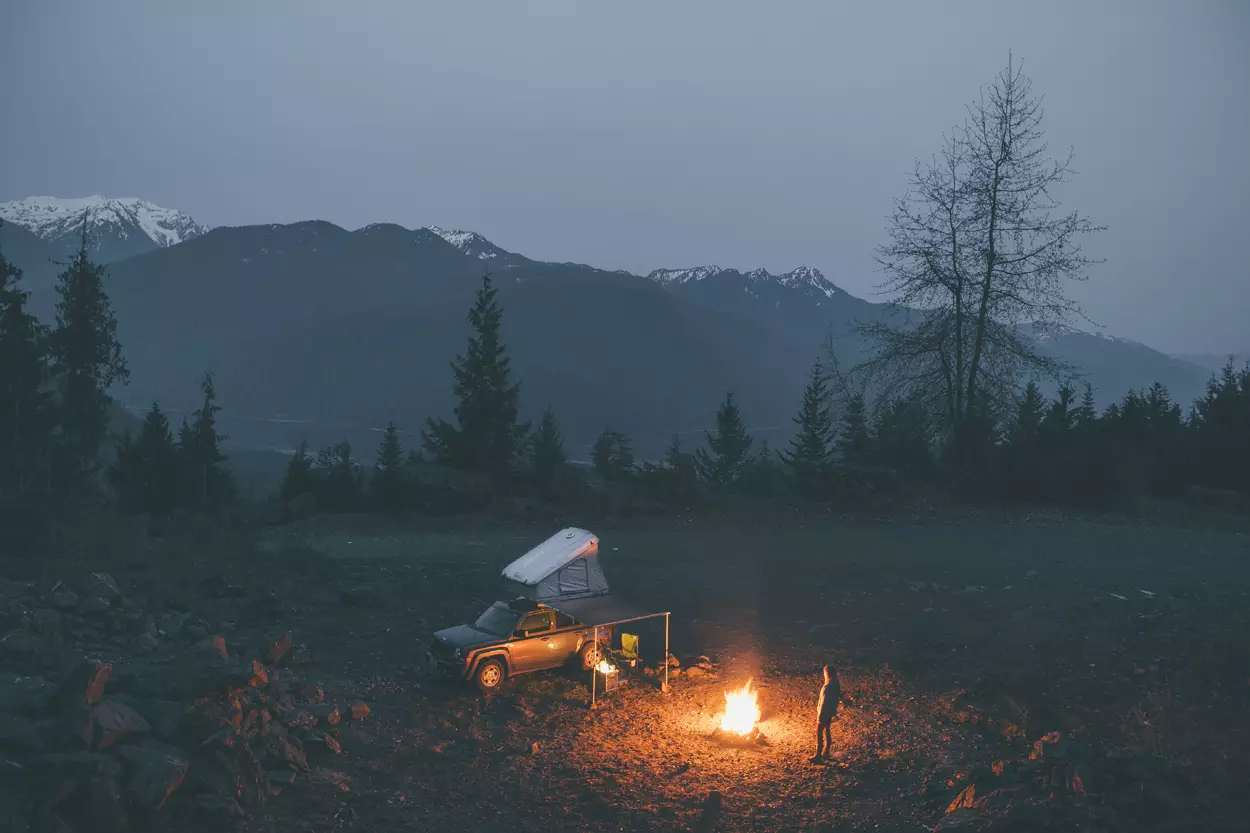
[502,527,610,602]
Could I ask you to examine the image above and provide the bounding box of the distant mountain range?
[0,196,1234,462]
[0,196,208,272]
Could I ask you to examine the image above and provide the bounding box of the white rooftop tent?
[502,527,610,603]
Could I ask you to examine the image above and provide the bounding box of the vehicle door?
[546,609,586,668]
[511,609,556,672]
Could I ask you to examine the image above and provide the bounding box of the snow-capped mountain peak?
[0,195,209,249]
[649,263,845,298]
[427,225,511,261]
[646,265,726,285]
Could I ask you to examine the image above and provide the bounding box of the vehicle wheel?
[474,658,506,694]
[579,641,604,672]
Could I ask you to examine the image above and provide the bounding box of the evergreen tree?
[423,273,529,481]
[1005,381,1047,446]
[280,440,316,501]
[109,402,182,515]
[592,430,634,482]
[664,435,684,469]
[48,236,128,492]
[529,406,566,498]
[780,360,837,495]
[695,391,753,486]
[836,393,873,465]
[1074,382,1098,428]
[1189,360,1250,494]
[319,440,363,512]
[0,240,55,533]
[179,371,233,510]
[873,397,932,473]
[372,422,406,511]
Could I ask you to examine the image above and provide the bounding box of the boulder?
[0,713,43,753]
[684,666,707,680]
[0,674,56,714]
[29,608,62,634]
[78,597,113,616]
[157,612,190,638]
[84,574,122,604]
[1,630,41,654]
[1030,731,1069,761]
[50,591,78,611]
[117,740,190,811]
[84,771,128,833]
[267,632,293,665]
[55,660,112,707]
[264,735,308,772]
[307,704,340,725]
[128,698,186,741]
[90,700,151,750]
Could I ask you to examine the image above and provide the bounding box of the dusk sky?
[3,0,1247,353]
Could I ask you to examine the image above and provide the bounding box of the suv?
[427,598,612,693]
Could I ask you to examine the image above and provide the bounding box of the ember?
[719,679,760,735]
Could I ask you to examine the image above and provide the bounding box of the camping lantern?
[595,658,623,692]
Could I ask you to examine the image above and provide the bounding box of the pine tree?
[423,273,529,481]
[0,239,55,532]
[179,371,233,510]
[1006,382,1046,446]
[780,360,837,495]
[1074,382,1098,428]
[48,235,128,493]
[837,393,872,465]
[372,422,405,511]
[874,397,932,473]
[529,406,566,497]
[320,440,362,513]
[280,440,316,501]
[695,391,753,486]
[109,402,182,515]
[592,430,634,482]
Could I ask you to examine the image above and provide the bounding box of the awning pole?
[590,625,598,708]
[663,612,670,694]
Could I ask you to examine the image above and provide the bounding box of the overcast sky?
[2,1,1247,353]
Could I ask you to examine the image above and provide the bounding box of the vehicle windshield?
[474,603,519,637]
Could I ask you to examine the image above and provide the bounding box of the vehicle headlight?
[452,647,463,660]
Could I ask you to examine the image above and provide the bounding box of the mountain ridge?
[0,201,1218,457]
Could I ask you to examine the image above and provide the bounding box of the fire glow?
[719,679,760,735]
[596,659,617,675]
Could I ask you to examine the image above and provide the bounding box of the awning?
[554,594,661,628]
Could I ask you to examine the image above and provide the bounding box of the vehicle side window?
[517,611,552,634]
[554,611,575,629]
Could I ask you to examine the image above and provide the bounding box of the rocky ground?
[2,509,1248,832]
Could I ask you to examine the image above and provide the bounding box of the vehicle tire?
[579,641,604,672]
[474,658,506,694]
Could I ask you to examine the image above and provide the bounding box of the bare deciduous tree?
[856,53,1104,446]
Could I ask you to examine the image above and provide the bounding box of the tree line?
[0,224,233,545]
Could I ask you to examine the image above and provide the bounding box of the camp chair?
[617,633,640,667]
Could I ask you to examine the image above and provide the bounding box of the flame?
[596,659,617,674]
[719,679,760,735]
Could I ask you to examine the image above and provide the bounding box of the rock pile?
[0,572,369,831]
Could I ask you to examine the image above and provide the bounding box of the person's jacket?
[817,675,841,722]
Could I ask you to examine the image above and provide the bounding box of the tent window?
[560,559,589,594]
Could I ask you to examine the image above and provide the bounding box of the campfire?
[596,658,617,675]
[715,679,764,745]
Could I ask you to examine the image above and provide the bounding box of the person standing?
[812,663,841,761]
